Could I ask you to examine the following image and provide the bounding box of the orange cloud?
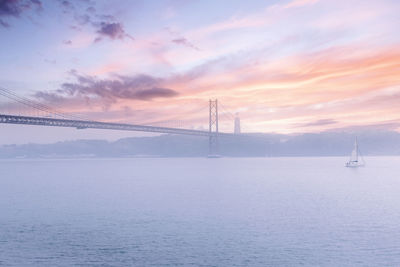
[161,43,400,133]
[46,40,400,134]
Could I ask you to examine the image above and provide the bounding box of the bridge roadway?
[0,114,230,137]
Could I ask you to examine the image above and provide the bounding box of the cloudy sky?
[0,0,399,143]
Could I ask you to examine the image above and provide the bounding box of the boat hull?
[345,162,365,168]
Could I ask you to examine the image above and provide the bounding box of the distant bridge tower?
[234,114,241,134]
[208,99,219,156]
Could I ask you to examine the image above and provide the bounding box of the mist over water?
[1,157,400,266]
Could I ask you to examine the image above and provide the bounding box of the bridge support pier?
[208,99,220,157]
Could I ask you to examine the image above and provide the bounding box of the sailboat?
[345,137,365,167]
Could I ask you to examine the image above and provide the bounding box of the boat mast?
[354,137,358,162]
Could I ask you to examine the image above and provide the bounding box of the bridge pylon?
[208,99,219,157]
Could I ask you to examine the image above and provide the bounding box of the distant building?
[234,115,241,134]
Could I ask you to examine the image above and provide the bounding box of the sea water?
[1,157,400,266]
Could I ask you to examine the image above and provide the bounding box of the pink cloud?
[284,0,319,9]
[33,0,400,134]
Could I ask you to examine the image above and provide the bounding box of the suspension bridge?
[0,87,240,156]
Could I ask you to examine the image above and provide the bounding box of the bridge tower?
[208,99,219,157]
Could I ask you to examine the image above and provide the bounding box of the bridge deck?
[0,114,230,137]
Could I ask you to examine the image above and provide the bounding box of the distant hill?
[1,130,400,158]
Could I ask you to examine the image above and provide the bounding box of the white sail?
[346,137,364,167]
[350,139,358,162]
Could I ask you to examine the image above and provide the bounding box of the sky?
[0,0,400,144]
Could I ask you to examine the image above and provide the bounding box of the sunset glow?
[1,0,399,136]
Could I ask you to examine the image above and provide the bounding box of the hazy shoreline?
[2,130,400,158]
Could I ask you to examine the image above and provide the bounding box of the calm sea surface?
[1,157,400,266]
